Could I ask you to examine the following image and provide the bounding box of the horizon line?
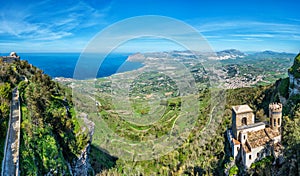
[0,48,298,55]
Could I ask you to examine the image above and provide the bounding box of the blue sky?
[0,0,299,53]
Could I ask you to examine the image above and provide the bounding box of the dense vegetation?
[0,59,89,175]
[0,82,12,171]
[0,59,19,171]
[288,53,300,78]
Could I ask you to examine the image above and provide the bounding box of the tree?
[0,82,11,100]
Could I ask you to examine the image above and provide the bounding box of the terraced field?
[72,68,207,160]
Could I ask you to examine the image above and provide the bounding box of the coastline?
[53,60,146,83]
[19,52,144,80]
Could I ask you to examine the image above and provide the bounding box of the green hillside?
[288,53,300,78]
[0,59,89,175]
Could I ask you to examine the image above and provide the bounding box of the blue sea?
[19,53,143,79]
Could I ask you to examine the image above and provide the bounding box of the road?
[2,88,20,176]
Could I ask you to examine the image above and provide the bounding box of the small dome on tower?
[9,52,18,57]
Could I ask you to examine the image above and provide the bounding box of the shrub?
[229,165,238,176]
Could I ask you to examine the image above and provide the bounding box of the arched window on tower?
[278,118,280,126]
[241,117,247,126]
[274,119,276,126]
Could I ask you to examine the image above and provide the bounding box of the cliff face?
[288,53,300,97]
[71,113,95,176]
[288,72,300,95]
[71,143,92,176]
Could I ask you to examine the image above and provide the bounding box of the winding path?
[2,88,20,176]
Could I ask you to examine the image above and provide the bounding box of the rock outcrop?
[288,72,300,95]
[288,53,300,97]
[69,112,95,176]
[71,143,93,176]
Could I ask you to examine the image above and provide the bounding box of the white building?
[227,103,282,168]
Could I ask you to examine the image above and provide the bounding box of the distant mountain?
[128,49,296,62]
[213,49,296,61]
[251,50,296,59]
[260,50,281,55]
[209,49,246,60]
[217,49,246,56]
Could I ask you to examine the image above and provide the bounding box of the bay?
[19,53,143,79]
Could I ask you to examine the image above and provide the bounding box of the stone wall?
[235,112,254,127]
[233,110,255,138]
[0,56,20,63]
[242,145,272,168]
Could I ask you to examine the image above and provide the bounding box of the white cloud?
[0,0,108,41]
[232,34,274,38]
[197,20,300,36]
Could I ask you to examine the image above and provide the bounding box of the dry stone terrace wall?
[1,88,21,176]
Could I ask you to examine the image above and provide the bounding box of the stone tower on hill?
[269,103,282,130]
[231,105,255,139]
[227,103,282,168]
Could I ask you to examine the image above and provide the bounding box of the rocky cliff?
[70,143,92,176]
[288,53,300,96]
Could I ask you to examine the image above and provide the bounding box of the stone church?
[227,103,282,168]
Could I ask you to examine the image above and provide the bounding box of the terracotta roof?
[247,129,271,148]
[265,127,281,139]
[232,105,253,114]
[232,138,240,145]
[242,144,251,153]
